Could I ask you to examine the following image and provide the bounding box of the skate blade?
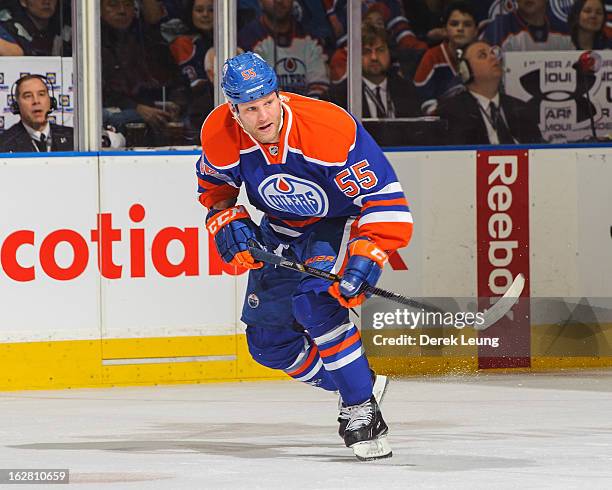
[372,374,389,405]
[351,435,393,461]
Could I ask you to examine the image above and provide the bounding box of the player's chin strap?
[228,102,246,131]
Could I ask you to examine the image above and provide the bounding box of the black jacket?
[0,5,72,56]
[330,72,423,118]
[101,21,186,111]
[0,122,74,153]
[436,91,543,145]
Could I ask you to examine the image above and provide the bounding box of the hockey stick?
[248,244,442,312]
[248,244,525,331]
[475,272,525,330]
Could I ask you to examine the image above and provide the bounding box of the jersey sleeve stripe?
[361,197,408,210]
[205,156,241,170]
[361,191,406,204]
[197,176,224,190]
[358,222,414,252]
[358,211,413,226]
[353,182,404,206]
[361,205,410,217]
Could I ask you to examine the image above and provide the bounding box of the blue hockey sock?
[312,322,373,405]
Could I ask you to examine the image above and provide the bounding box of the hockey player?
[197,52,413,461]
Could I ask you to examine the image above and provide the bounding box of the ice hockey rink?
[1,371,611,489]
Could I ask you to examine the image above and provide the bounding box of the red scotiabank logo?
[0,203,408,282]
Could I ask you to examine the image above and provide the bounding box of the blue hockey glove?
[329,237,388,307]
[206,205,263,269]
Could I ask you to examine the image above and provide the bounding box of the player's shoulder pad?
[283,92,357,165]
[199,103,245,170]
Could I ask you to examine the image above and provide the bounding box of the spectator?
[236,0,259,31]
[330,23,422,117]
[473,0,517,29]
[481,0,573,51]
[0,30,24,56]
[407,0,500,43]
[100,0,187,144]
[0,0,71,56]
[568,0,612,49]
[402,0,448,42]
[414,1,478,115]
[169,0,215,133]
[0,1,25,56]
[326,0,427,51]
[327,0,428,83]
[0,74,73,152]
[170,0,213,90]
[436,40,542,145]
[238,0,329,98]
[140,0,190,43]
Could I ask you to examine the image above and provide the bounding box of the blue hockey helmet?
[221,52,278,105]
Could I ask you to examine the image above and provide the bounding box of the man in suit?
[436,40,542,145]
[330,22,422,118]
[0,74,73,153]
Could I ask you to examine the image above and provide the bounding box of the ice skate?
[338,370,389,438]
[343,396,392,461]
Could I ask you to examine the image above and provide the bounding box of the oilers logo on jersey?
[258,174,329,217]
[274,57,307,94]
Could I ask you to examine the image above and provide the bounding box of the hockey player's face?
[445,10,477,49]
[17,78,51,130]
[236,92,282,144]
[193,0,214,33]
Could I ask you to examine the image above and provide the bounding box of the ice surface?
[1,371,611,489]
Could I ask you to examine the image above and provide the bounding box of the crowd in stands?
[0,0,611,150]
[0,0,72,56]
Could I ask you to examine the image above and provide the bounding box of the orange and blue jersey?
[413,41,464,114]
[200,91,411,404]
[238,18,329,98]
[323,0,426,51]
[481,8,573,51]
[196,91,413,254]
[169,33,213,89]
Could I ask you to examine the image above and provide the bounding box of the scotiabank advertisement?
[0,153,238,343]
